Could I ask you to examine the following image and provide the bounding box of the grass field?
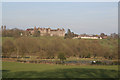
[2,61,118,78]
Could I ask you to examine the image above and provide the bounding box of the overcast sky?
[2,2,118,35]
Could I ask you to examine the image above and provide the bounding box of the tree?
[2,39,16,57]
[15,37,27,58]
[100,33,107,39]
[64,29,74,39]
[110,33,118,39]
[2,28,25,37]
[58,53,66,63]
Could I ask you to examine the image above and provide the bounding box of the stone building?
[26,27,65,37]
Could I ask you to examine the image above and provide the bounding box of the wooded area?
[2,36,118,60]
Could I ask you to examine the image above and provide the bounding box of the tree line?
[2,37,118,60]
[2,27,119,39]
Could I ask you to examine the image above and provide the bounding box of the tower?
[4,25,6,30]
[34,26,36,30]
[1,25,3,30]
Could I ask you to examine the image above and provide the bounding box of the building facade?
[26,27,65,37]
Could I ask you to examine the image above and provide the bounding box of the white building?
[73,35,102,39]
[80,36,102,39]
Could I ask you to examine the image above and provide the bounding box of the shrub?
[58,53,66,63]
[112,61,120,65]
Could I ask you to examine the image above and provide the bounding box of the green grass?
[2,61,118,78]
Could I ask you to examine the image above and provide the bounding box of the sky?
[2,2,118,35]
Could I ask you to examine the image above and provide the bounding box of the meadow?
[2,37,119,78]
[2,61,118,78]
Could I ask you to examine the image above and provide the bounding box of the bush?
[58,53,66,63]
[112,61,120,65]
[96,61,102,65]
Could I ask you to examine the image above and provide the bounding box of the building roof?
[26,28,33,31]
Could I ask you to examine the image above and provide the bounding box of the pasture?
[2,61,118,78]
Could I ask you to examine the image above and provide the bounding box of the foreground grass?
[2,61,118,78]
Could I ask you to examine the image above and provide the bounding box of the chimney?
[1,25,3,30]
[4,25,6,30]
